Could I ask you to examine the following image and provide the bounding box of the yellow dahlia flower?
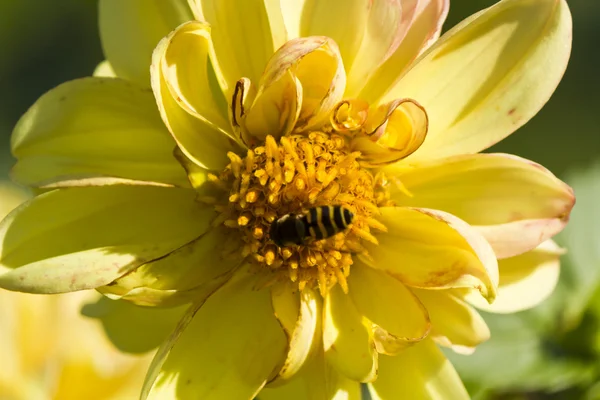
[0,184,152,400]
[1,0,573,398]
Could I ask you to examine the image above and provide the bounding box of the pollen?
[211,131,389,295]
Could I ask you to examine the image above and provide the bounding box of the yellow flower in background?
[1,0,574,399]
[0,184,153,400]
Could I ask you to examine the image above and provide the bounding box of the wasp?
[269,205,354,247]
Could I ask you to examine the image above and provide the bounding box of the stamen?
[211,132,391,294]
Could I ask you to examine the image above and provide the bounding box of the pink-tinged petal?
[413,289,490,355]
[271,284,319,381]
[350,98,428,167]
[151,23,241,171]
[363,207,498,302]
[11,78,189,188]
[368,339,469,400]
[189,0,287,97]
[387,153,575,258]
[323,285,378,382]
[99,0,192,86]
[417,0,450,53]
[0,186,211,294]
[345,0,413,96]
[380,0,572,160]
[348,262,430,354]
[142,269,287,399]
[464,240,563,314]
[359,0,449,102]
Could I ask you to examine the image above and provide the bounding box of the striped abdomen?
[303,205,354,241]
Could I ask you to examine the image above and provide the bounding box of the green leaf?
[558,163,600,326]
[81,296,186,354]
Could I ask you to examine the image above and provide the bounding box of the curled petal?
[363,207,498,302]
[159,21,230,134]
[413,289,490,354]
[142,269,287,399]
[11,78,189,188]
[367,339,469,400]
[331,99,370,132]
[380,0,572,160]
[263,37,346,133]
[99,0,192,86]
[387,153,575,258]
[0,186,210,294]
[348,262,430,354]
[271,284,319,381]
[351,99,428,167]
[463,240,563,314]
[229,78,257,148]
[98,227,243,307]
[244,70,302,141]
[323,286,378,382]
[151,22,241,171]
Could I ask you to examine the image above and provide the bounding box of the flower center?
[211,131,390,294]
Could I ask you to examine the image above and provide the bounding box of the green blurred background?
[0,1,598,399]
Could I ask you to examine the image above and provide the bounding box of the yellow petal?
[359,0,449,102]
[345,0,415,96]
[229,78,258,147]
[257,36,346,133]
[364,207,498,302]
[189,0,287,96]
[368,338,469,400]
[11,78,189,188]
[93,60,116,78]
[0,186,209,293]
[151,24,241,171]
[261,350,361,400]
[351,98,428,167]
[297,0,370,73]
[160,21,230,134]
[99,226,243,307]
[81,296,186,353]
[323,285,378,382]
[381,0,572,160]
[271,284,319,381]
[142,269,287,399]
[244,69,302,141]
[413,289,490,354]
[99,0,192,86]
[388,153,575,258]
[416,0,450,53]
[348,262,430,352]
[173,148,209,190]
[464,240,563,313]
